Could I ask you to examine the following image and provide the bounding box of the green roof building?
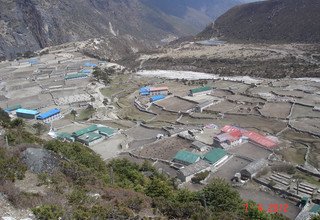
[203,148,228,166]
[189,86,212,96]
[65,72,88,80]
[173,150,200,165]
[57,132,75,142]
[72,125,98,137]
[77,132,103,146]
[5,104,22,112]
[98,127,116,137]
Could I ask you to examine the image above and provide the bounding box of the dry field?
[259,102,292,119]
[134,136,193,160]
[228,143,272,161]
[156,97,196,112]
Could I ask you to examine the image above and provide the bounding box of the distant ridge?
[198,0,320,43]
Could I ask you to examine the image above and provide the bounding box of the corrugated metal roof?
[242,131,277,148]
[150,87,168,92]
[37,108,60,120]
[5,104,22,112]
[57,132,74,141]
[16,108,39,115]
[204,148,227,164]
[174,150,200,164]
[179,160,210,177]
[98,127,115,136]
[78,132,102,142]
[190,86,211,94]
[65,72,88,80]
[150,95,165,102]
[73,125,98,137]
[83,62,97,67]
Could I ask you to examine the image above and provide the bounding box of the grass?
[293,170,320,187]
[65,108,96,122]
[277,146,306,165]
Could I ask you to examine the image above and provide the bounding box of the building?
[240,158,268,180]
[177,160,211,182]
[139,87,150,96]
[72,125,98,138]
[203,148,229,166]
[150,95,166,102]
[57,132,75,142]
[149,87,169,96]
[189,86,212,96]
[4,104,22,113]
[80,69,92,74]
[65,72,88,80]
[191,141,210,152]
[173,150,200,165]
[16,109,39,119]
[36,108,61,123]
[98,126,116,138]
[213,131,242,147]
[83,62,97,68]
[77,132,104,146]
[195,100,214,112]
[242,130,278,149]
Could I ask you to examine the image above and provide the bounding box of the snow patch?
[293,77,320,83]
[109,22,117,36]
[136,70,262,84]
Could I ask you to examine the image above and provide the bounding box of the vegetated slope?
[198,0,320,43]
[0,0,242,60]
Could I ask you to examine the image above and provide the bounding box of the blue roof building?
[16,109,39,119]
[150,95,165,102]
[37,108,61,120]
[83,62,97,68]
[139,87,150,96]
[80,69,92,74]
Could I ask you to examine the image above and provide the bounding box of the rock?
[2,217,16,220]
[21,148,61,174]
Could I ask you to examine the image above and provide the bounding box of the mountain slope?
[0,0,241,60]
[198,0,320,43]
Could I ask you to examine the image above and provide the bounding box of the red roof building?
[242,131,277,149]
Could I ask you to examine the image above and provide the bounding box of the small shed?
[240,158,268,180]
[191,141,210,152]
[177,160,211,182]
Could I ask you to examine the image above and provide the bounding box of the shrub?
[32,204,64,220]
[191,171,210,184]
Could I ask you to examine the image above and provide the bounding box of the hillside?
[198,0,320,43]
[0,0,242,60]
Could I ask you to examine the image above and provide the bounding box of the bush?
[191,171,210,184]
[32,204,64,220]
[0,147,27,182]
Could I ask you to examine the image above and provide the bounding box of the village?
[0,44,320,219]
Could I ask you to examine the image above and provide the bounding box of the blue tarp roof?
[150,95,165,102]
[28,58,39,65]
[80,69,92,74]
[16,108,39,115]
[83,62,97,67]
[140,87,150,95]
[37,108,60,120]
